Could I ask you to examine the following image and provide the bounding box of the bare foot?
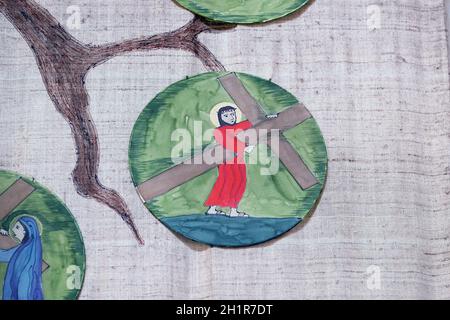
[206,207,226,216]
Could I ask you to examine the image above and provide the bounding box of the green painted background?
[0,170,85,300]
[175,0,310,24]
[129,72,327,220]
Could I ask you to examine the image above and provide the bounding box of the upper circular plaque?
[174,0,310,24]
[0,170,85,300]
[129,72,327,247]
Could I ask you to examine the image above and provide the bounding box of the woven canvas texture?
[0,0,449,299]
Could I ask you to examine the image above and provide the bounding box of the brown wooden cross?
[0,178,49,272]
[137,73,319,202]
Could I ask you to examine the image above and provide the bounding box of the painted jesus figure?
[204,105,278,218]
[204,105,252,217]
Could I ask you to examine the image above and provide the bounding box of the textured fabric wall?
[0,0,449,299]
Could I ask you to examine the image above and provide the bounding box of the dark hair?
[217,106,236,127]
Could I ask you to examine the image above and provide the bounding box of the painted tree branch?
[92,16,228,71]
[0,0,227,244]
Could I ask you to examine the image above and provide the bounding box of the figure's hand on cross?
[0,229,8,236]
[245,145,256,154]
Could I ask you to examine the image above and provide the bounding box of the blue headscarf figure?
[1,216,44,300]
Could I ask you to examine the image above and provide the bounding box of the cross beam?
[219,73,318,190]
[137,73,319,202]
[0,178,49,272]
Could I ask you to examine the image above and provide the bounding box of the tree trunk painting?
[0,0,230,244]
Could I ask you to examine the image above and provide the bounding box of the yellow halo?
[8,214,43,243]
[209,102,243,128]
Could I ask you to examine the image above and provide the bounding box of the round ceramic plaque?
[0,170,85,300]
[129,72,327,247]
[174,0,310,24]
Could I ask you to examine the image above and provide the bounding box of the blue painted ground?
[160,214,302,247]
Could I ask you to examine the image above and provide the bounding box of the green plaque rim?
[174,0,311,24]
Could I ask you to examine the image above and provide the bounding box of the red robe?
[204,120,252,208]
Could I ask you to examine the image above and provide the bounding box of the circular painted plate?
[0,170,85,300]
[129,72,327,247]
[174,0,310,24]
